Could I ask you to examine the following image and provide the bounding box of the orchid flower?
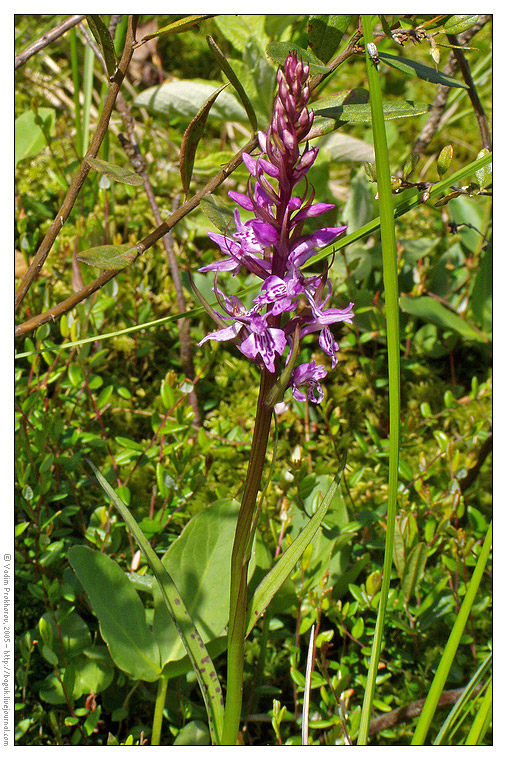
[197,51,354,401]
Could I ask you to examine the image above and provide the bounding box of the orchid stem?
[221,368,276,745]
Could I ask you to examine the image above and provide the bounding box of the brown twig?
[446,33,491,151]
[15,14,86,70]
[14,15,138,312]
[368,686,482,736]
[117,95,201,423]
[459,433,492,492]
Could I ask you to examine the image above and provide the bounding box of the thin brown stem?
[15,14,86,70]
[446,33,491,151]
[14,15,138,312]
[116,96,201,424]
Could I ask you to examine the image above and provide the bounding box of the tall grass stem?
[357,14,401,745]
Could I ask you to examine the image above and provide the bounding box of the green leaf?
[246,454,347,633]
[39,611,91,665]
[68,545,162,682]
[213,15,269,54]
[400,295,488,343]
[77,244,137,271]
[200,195,235,233]
[179,84,228,195]
[173,720,210,746]
[308,15,355,63]
[471,246,492,333]
[401,543,428,601]
[437,144,453,178]
[475,148,492,190]
[134,80,247,123]
[266,41,330,73]
[153,499,242,667]
[319,131,375,163]
[139,15,215,41]
[444,15,479,35]
[378,51,468,88]
[207,36,257,132]
[87,461,224,744]
[86,157,143,186]
[313,98,431,122]
[342,171,375,235]
[15,107,55,166]
[73,646,115,698]
[86,15,117,79]
[15,521,30,537]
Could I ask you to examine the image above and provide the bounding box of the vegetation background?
[14,14,491,746]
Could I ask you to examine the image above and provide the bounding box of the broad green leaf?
[200,195,235,233]
[38,610,91,665]
[448,195,487,252]
[77,244,137,271]
[173,720,210,746]
[213,15,269,53]
[400,295,488,343]
[471,246,492,333]
[86,15,117,79]
[318,131,375,163]
[115,435,145,451]
[87,461,224,744]
[266,41,329,74]
[68,545,162,682]
[15,107,55,166]
[153,499,241,666]
[139,15,215,41]
[402,542,427,601]
[308,15,355,63]
[73,646,115,698]
[378,51,468,88]
[134,80,246,123]
[444,15,479,35]
[86,157,143,186]
[313,98,431,122]
[180,84,228,195]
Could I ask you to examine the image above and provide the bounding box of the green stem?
[151,673,169,746]
[357,14,400,745]
[221,368,276,745]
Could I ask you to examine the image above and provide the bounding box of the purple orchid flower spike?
[197,50,354,402]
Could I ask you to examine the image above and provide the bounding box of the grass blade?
[357,15,400,744]
[433,652,492,745]
[246,452,347,634]
[411,520,492,745]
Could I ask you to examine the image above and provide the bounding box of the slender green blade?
[411,521,492,745]
[246,452,346,633]
[357,15,401,744]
